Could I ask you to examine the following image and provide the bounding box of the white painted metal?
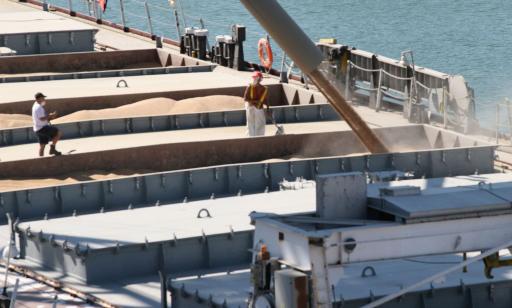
[326,214,512,264]
[251,173,512,308]
[361,238,512,308]
[316,172,366,219]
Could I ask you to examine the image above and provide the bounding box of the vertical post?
[119,0,129,32]
[369,74,376,109]
[2,214,13,297]
[144,1,155,39]
[67,0,76,16]
[303,73,309,90]
[174,10,181,41]
[92,0,98,20]
[505,98,512,144]
[159,270,168,308]
[376,69,383,111]
[344,62,351,101]
[86,0,92,16]
[8,279,19,308]
[176,0,187,28]
[443,86,448,128]
[42,0,49,11]
[92,0,102,24]
[279,53,288,83]
[496,103,500,145]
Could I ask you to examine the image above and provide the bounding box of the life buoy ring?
[258,38,273,70]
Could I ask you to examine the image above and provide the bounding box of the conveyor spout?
[240,0,389,153]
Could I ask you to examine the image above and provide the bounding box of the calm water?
[50,0,512,123]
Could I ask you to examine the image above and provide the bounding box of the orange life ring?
[258,38,273,70]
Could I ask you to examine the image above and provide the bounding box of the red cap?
[252,71,263,78]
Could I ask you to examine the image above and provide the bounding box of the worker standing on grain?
[32,92,62,157]
[243,71,269,137]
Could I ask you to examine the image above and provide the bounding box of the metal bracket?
[116,79,128,88]
[160,174,166,188]
[197,208,212,219]
[361,266,377,278]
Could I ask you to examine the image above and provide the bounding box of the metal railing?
[344,61,451,125]
[492,99,512,145]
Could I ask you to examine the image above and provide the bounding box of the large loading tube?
[240,0,389,153]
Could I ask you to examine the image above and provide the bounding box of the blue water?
[48,0,512,123]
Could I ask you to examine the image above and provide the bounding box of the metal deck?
[171,253,512,308]
[17,187,316,283]
[11,173,512,307]
[0,11,97,55]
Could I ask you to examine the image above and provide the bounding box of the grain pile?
[0,169,154,192]
[0,114,32,129]
[0,95,246,128]
[54,95,245,123]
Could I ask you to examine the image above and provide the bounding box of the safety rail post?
[91,0,97,18]
[173,9,181,41]
[144,1,156,40]
[369,74,376,109]
[344,62,351,101]
[67,0,76,16]
[375,69,383,111]
[279,53,288,83]
[2,213,14,298]
[119,0,129,32]
[496,103,500,145]
[8,279,19,308]
[86,0,92,16]
[505,98,512,145]
[92,0,102,24]
[443,86,448,128]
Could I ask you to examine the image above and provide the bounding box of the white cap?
[215,35,225,43]
[194,29,209,37]
[185,27,197,35]
[223,35,234,43]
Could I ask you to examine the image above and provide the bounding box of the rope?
[415,80,430,91]
[348,61,380,73]
[381,69,413,81]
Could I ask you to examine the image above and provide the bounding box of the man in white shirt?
[32,92,62,156]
